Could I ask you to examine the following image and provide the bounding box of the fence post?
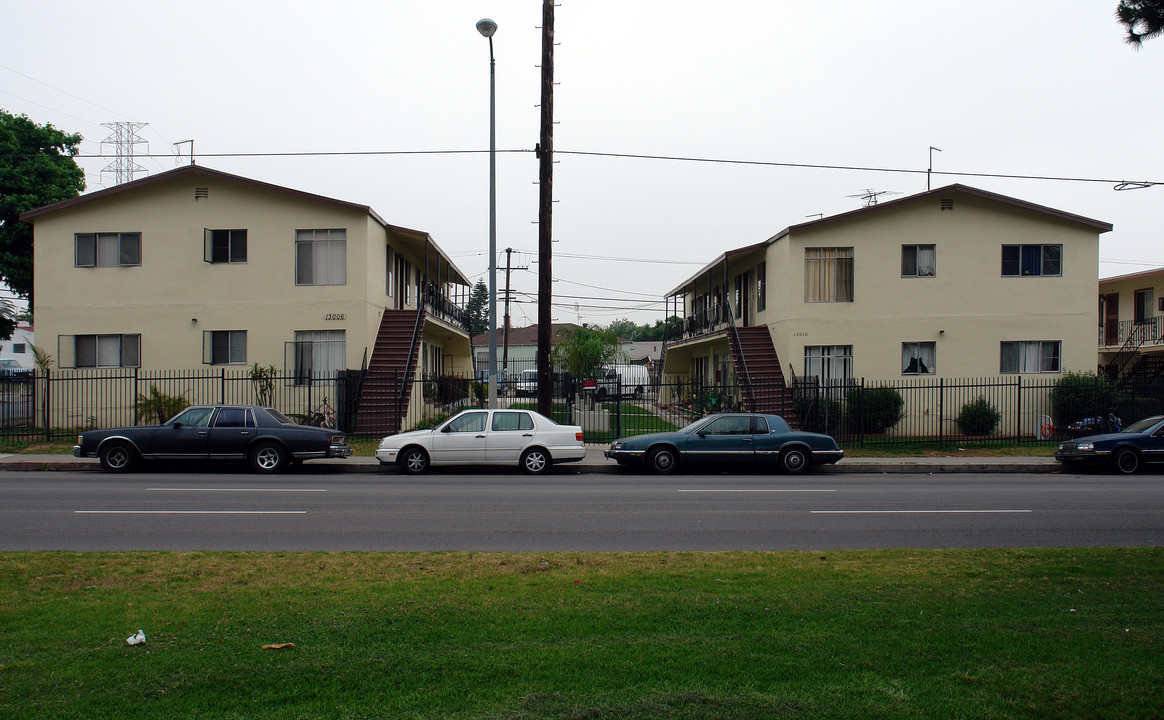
[133,367,140,426]
[1016,375,1022,441]
[938,377,945,444]
[221,368,226,405]
[41,369,51,442]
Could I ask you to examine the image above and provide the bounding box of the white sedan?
[376,408,586,474]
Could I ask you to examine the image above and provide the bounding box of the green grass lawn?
[2,548,1160,719]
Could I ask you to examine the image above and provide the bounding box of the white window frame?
[295,229,347,286]
[804,248,854,302]
[1000,341,1061,374]
[288,330,346,385]
[901,244,936,278]
[804,345,853,383]
[203,330,247,365]
[65,334,141,368]
[902,341,936,375]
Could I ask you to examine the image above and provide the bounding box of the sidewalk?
[0,449,1061,474]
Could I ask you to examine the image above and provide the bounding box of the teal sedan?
[605,413,844,475]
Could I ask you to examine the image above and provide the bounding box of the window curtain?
[805,248,853,301]
[293,330,346,382]
[902,342,936,374]
[295,230,347,285]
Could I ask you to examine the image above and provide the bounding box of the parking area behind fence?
[2,367,1158,448]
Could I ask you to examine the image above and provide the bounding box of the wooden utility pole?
[502,247,512,375]
[536,0,555,417]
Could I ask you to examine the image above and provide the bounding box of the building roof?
[666,183,1114,297]
[1099,266,1164,285]
[19,164,470,285]
[472,323,585,348]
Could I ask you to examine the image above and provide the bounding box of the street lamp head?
[476,18,498,38]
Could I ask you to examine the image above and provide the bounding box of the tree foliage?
[551,325,626,379]
[1116,0,1164,47]
[0,110,86,308]
[606,316,684,342]
[466,279,489,337]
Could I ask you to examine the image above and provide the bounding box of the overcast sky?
[4,1,1161,325]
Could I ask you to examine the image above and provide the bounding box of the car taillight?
[576,432,585,442]
[330,434,345,444]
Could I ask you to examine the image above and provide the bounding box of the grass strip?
[1,548,1160,719]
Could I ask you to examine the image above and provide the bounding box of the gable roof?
[667,184,1113,296]
[18,164,469,285]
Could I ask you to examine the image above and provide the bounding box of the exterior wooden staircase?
[729,326,798,426]
[354,308,423,436]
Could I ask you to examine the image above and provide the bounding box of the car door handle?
[476,434,487,439]
[523,433,534,437]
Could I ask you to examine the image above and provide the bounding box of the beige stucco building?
[1099,267,1164,384]
[663,184,1112,399]
[21,165,472,433]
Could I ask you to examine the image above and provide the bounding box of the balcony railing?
[422,284,469,331]
[1099,317,1163,348]
[683,304,730,339]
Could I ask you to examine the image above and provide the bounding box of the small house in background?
[0,322,35,371]
[1099,267,1164,387]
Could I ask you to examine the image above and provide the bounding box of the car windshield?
[520,371,537,381]
[1123,416,1164,433]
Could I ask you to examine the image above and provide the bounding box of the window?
[204,330,247,365]
[902,342,936,374]
[205,229,247,264]
[73,334,140,368]
[385,246,394,297]
[701,415,753,435]
[288,330,345,384]
[804,345,853,382]
[901,245,936,277]
[1002,244,1061,277]
[1000,341,1061,374]
[805,248,853,302]
[756,262,766,312]
[492,412,534,432]
[12,343,26,354]
[212,407,254,428]
[1134,289,1154,324]
[295,229,346,285]
[75,233,141,267]
[446,412,487,433]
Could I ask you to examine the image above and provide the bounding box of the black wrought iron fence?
[4,366,1159,449]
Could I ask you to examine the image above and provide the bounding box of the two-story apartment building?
[21,164,472,433]
[1099,267,1164,385]
[662,184,1112,412]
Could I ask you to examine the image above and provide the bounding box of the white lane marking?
[75,511,307,515]
[147,488,326,492]
[678,489,836,493]
[811,510,1031,514]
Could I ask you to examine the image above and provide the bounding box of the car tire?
[250,442,288,474]
[779,447,809,475]
[1112,447,1141,475]
[99,441,139,473]
[648,447,678,475]
[398,446,429,475]
[520,447,551,475]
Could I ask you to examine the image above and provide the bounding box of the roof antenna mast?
[927,146,942,191]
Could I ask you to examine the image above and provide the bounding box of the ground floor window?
[71,334,141,368]
[902,341,936,374]
[804,345,853,383]
[1000,341,1060,374]
[289,330,346,384]
[204,330,247,365]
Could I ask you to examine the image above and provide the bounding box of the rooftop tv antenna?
[100,121,149,185]
[173,139,195,165]
[847,189,901,207]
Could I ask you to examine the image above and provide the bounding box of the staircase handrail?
[397,307,426,429]
[1109,319,1153,382]
[726,306,758,411]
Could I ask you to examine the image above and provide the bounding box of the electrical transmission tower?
[100,122,149,185]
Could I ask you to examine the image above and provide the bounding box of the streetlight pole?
[477,17,499,408]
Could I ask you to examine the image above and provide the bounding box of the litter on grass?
[126,629,146,646]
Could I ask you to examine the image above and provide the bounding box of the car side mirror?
[696,430,707,438]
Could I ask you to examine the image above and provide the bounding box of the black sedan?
[1054,414,1164,474]
[605,412,844,475]
[74,405,353,474]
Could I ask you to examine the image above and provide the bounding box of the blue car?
[1054,415,1164,474]
[605,412,844,475]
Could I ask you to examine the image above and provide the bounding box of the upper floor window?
[901,244,936,277]
[205,229,247,264]
[1002,244,1061,277]
[805,248,853,302]
[75,233,141,267]
[295,229,346,286]
[12,343,26,354]
[1000,340,1060,374]
[204,330,247,365]
[72,333,140,368]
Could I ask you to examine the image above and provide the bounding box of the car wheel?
[648,447,678,475]
[520,447,551,475]
[249,442,288,474]
[99,441,139,473]
[779,447,809,475]
[1112,447,1141,475]
[634,385,644,400]
[398,446,429,475]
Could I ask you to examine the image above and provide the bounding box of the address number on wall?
[324,313,346,321]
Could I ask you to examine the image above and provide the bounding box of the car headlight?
[1076,442,1094,451]
[610,441,623,450]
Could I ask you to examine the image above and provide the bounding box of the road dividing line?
[75,510,307,515]
[678,489,836,493]
[147,488,326,492]
[811,509,1031,514]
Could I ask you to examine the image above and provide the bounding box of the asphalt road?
[2,469,1161,551]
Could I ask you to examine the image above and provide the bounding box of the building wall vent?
[194,187,209,200]
[940,198,954,211]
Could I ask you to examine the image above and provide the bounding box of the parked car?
[376,408,586,474]
[605,412,844,475]
[1054,414,1164,474]
[0,358,33,383]
[513,369,539,397]
[593,364,652,401]
[74,405,353,473]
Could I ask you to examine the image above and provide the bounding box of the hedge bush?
[1050,371,1117,427]
[956,395,1001,436]
[846,386,905,434]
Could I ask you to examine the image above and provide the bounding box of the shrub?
[1050,371,1117,427]
[846,386,905,434]
[795,395,844,435]
[956,396,1001,436]
[408,413,449,432]
[135,386,189,424]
